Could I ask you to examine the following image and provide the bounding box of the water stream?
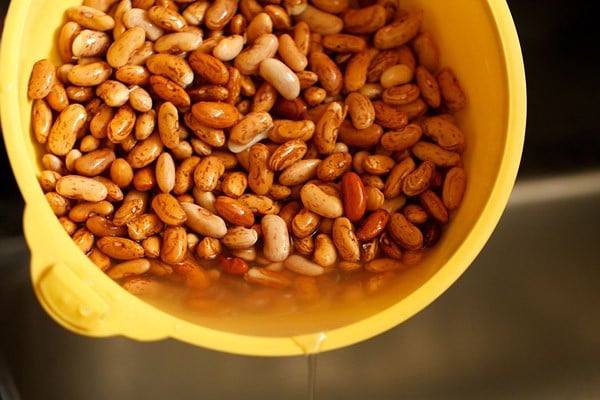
[307,353,318,400]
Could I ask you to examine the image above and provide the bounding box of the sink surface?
[1,171,599,400]
[0,0,599,397]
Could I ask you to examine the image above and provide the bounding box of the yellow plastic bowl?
[0,0,525,356]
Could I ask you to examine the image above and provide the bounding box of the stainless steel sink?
[1,171,598,400]
[1,1,599,398]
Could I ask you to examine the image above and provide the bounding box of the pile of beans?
[28,0,467,315]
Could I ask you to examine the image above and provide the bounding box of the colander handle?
[24,204,171,341]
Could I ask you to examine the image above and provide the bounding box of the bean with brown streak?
[380,123,422,152]
[56,175,108,202]
[365,185,385,212]
[88,246,112,271]
[264,5,291,31]
[28,59,56,99]
[421,116,465,152]
[419,190,449,224]
[86,215,128,237]
[46,192,71,216]
[193,156,225,192]
[157,102,180,149]
[222,226,259,250]
[181,202,227,238]
[221,171,248,198]
[107,105,136,144]
[149,75,191,109]
[96,80,129,107]
[382,84,420,106]
[68,200,114,223]
[73,148,115,177]
[196,237,222,260]
[146,54,194,88]
[314,101,346,155]
[383,156,416,199]
[291,208,321,239]
[278,33,307,72]
[367,49,400,83]
[415,65,441,108]
[247,143,274,196]
[229,111,273,148]
[188,52,230,86]
[161,226,187,265]
[338,121,383,149]
[268,139,307,171]
[66,6,115,31]
[148,5,187,32]
[182,1,210,25]
[411,141,461,168]
[214,196,255,227]
[127,132,164,169]
[356,209,390,242]
[268,119,315,143]
[151,193,187,226]
[191,101,239,129]
[113,198,145,227]
[246,12,272,43]
[308,51,343,97]
[72,227,95,254]
[93,176,123,202]
[363,154,396,175]
[97,236,145,260]
[205,0,238,30]
[58,21,81,63]
[295,5,343,36]
[238,194,279,216]
[31,99,53,145]
[313,234,337,267]
[442,166,467,211]
[317,152,352,182]
[106,27,146,68]
[437,67,466,112]
[343,4,387,34]
[234,33,279,75]
[332,217,360,262]
[39,169,61,193]
[402,160,435,197]
[374,9,423,50]
[108,259,152,280]
[48,104,88,156]
[388,212,423,250]
[403,204,428,225]
[373,101,408,130]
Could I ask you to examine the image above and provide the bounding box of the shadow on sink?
[0,171,598,400]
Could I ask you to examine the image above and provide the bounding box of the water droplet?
[292,331,327,355]
[307,353,318,400]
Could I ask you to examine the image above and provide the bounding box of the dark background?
[0,1,599,399]
[1,0,599,227]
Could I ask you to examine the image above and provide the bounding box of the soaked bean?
[31,1,470,317]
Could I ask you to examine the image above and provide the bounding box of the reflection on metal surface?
[0,355,20,400]
[510,170,600,206]
[0,172,599,399]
